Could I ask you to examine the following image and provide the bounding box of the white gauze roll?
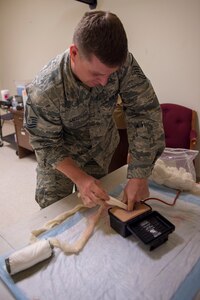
[5,239,53,275]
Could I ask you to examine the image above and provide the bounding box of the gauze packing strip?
[5,240,53,275]
[5,197,127,275]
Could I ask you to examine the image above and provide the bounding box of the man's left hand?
[122,178,149,211]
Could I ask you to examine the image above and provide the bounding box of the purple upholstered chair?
[108,102,198,173]
[160,103,197,150]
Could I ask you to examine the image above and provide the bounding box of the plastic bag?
[159,147,199,181]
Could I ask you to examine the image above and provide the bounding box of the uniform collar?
[62,49,93,97]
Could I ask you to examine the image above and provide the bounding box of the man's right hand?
[56,157,109,207]
[76,175,109,207]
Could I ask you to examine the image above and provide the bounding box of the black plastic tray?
[127,211,175,250]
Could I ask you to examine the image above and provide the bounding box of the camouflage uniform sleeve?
[24,85,68,167]
[118,53,165,178]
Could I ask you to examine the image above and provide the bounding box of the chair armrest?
[190,129,197,140]
[190,129,197,146]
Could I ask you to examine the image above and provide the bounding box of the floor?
[0,120,39,230]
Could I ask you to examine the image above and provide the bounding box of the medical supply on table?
[5,240,53,275]
[4,193,177,275]
[4,196,126,275]
[1,89,10,101]
[11,96,18,110]
[109,202,175,250]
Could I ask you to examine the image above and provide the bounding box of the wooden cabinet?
[12,109,34,158]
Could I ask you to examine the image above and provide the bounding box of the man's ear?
[70,45,78,63]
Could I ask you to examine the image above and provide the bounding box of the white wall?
[0,0,200,176]
[0,0,86,89]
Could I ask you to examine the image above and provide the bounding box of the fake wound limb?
[5,240,53,275]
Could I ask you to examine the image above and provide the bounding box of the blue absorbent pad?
[0,182,200,300]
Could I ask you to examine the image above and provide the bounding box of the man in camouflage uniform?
[25,11,165,210]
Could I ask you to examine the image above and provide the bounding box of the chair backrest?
[108,102,198,173]
[160,103,197,149]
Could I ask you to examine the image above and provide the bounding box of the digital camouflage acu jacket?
[25,50,165,178]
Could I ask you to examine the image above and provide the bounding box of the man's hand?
[76,174,109,207]
[122,178,149,211]
[56,157,109,207]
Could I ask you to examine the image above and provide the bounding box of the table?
[0,165,200,300]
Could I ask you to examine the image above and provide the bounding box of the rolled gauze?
[5,239,53,275]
